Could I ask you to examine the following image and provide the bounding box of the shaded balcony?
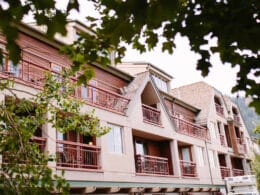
[142,104,161,125]
[220,166,231,178]
[178,143,197,177]
[179,160,197,177]
[171,116,207,140]
[236,137,246,154]
[214,96,224,116]
[231,157,244,176]
[133,135,173,176]
[30,136,47,153]
[56,140,101,169]
[232,168,244,176]
[215,103,224,116]
[135,154,169,175]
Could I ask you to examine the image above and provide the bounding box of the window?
[81,80,97,102]
[209,122,217,139]
[135,140,148,155]
[208,150,215,168]
[151,74,168,92]
[107,124,123,153]
[9,61,20,77]
[196,147,204,166]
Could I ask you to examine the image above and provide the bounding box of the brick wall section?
[171,82,213,123]
[93,66,128,93]
[164,99,196,122]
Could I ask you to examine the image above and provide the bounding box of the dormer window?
[214,96,224,116]
[232,107,240,123]
[151,74,168,92]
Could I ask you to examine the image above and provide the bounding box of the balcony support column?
[43,111,57,169]
[226,154,232,176]
[171,139,181,177]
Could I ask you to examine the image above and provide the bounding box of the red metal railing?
[220,166,230,179]
[142,104,161,125]
[219,134,226,146]
[30,136,47,153]
[0,59,130,114]
[56,140,101,169]
[0,59,50,86]
[232,168,244,176]
[79,84,130,114]
[179,160,197,177]
[233,114,240,123]
[171,116,208,140]
[215,103,224,116]
[135,154,169,175]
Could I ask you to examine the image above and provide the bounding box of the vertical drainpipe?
[205,140,214,186]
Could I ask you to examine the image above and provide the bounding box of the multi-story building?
[0,21,254,194]
[172,82,254,178]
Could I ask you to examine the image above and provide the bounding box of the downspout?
[204,140,214,185]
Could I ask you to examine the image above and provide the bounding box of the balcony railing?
[0,58,130,114]
[135,154,169,175]
[220,166,230,179]
[56,140,101,169]
[180,160,197,177]
[80,85,130,114]
[171,116,208,140]
[142,104,161,125]
[215,103,224,116]
[30,136,47,153]
[232,168,244,176]
[219,134,226,146]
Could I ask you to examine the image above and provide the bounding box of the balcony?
[220,166,231,179]
[56,140,101,169]
[171,116,208,140]
[233,114,240,123]
[80,85,129,114]
[232,168,244,176]
[30,136,47,153]
[179,160,197,177]
[237,138,246,154]
[0,58,130,114]
[135,154,169,175]
[219,134,226,146]
[142,104,161,125]
[215,103,224,116]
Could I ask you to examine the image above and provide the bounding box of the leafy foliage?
[0,1,259,110]
[0,71,109,194]
[253,125,260,189]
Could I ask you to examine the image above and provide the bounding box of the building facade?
[0,22,254,194]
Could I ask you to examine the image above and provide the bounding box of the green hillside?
[232,97,260,138]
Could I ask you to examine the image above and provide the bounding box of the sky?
[56,0,239,96]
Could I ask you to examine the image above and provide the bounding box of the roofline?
[17,22,133,82]
[123,61,173,79]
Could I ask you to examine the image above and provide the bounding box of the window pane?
[107,128,115,152]
[108,124,123,153]
[182,148,191,161]
[81,86,87,99]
